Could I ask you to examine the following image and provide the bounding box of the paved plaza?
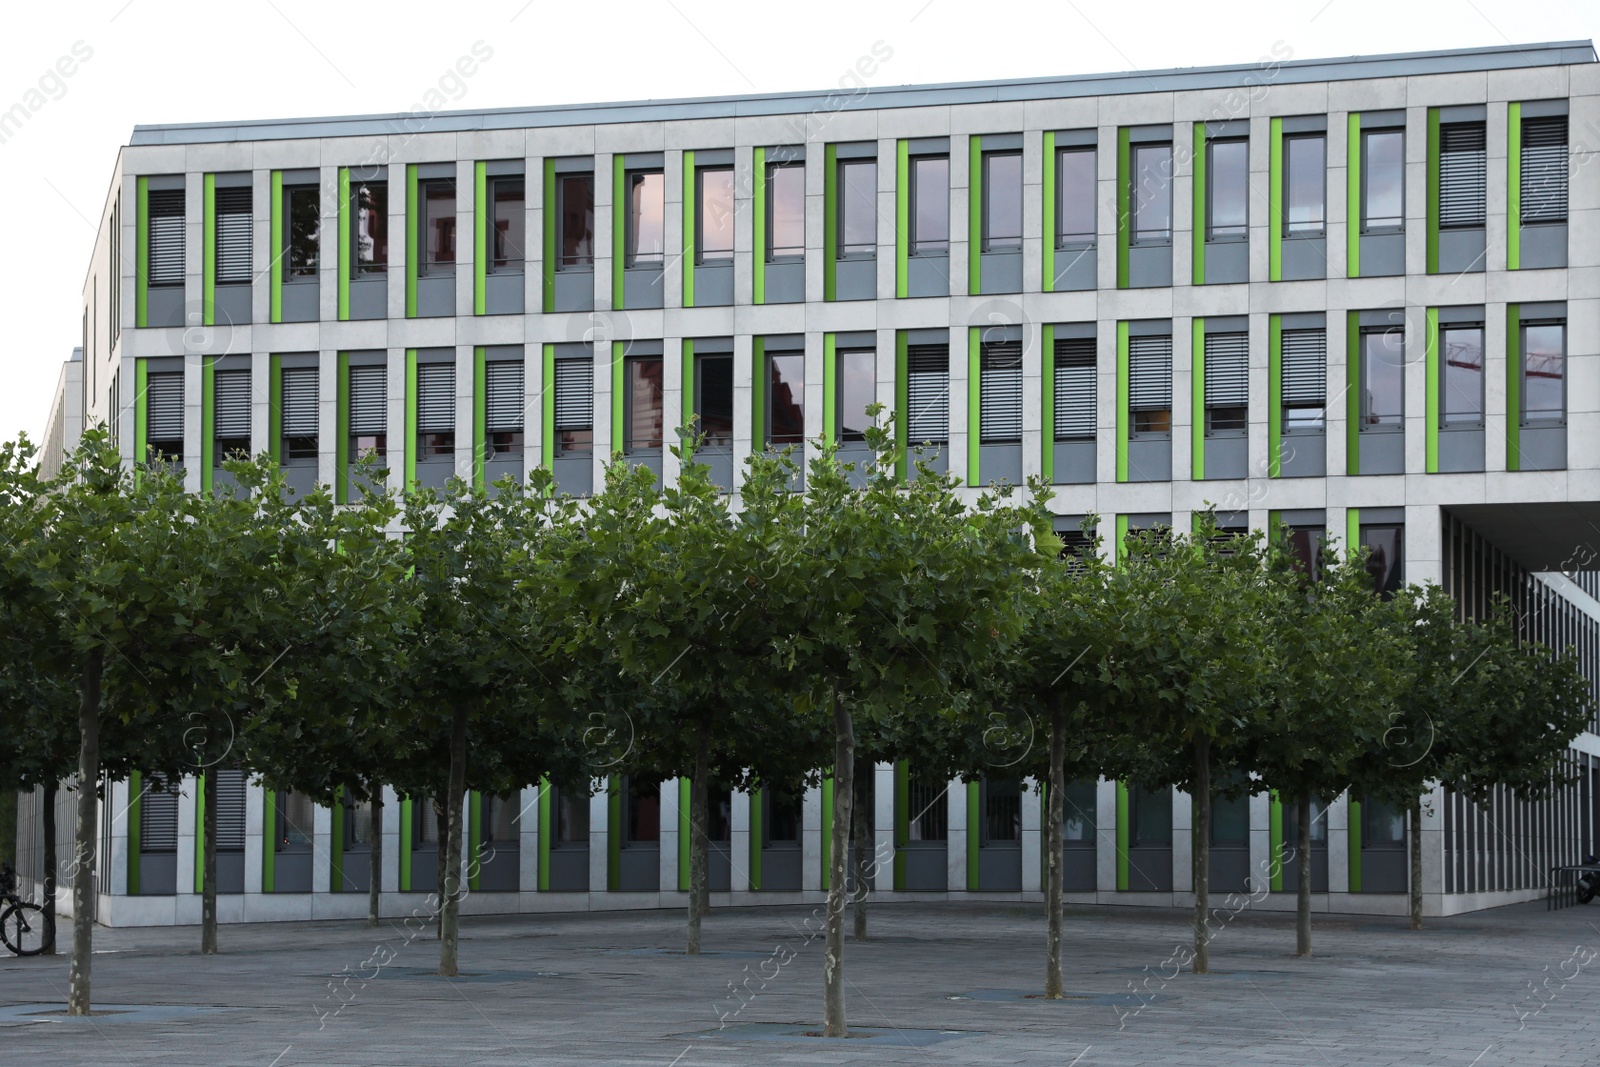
[2,898,1598,1065]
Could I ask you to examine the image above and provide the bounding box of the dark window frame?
[1205,136,1249,243]
[766,160,806,262]
[1282,132,1327,237]
[908,152,950,257]
[1360,128,1405,234]
[1055,145,1097,249]
[836,157,878,260]
[981,150,1023,252]
[556,172,595,271]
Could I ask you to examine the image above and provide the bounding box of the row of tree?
[0,415,1589,1037]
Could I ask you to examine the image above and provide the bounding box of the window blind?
[347,365,387,435]
[484,360,524,433]
[213,369,251,439]
[215,187,252,284]
[280,367,319,436]
[1053,336,1096,440]
[554,359,593,431]
[979,340,1022,443]
[1127,334,1172,411]
[1438,122,1487,227]
[1521,116,1568,223]
[905,344,949,444]
[415,362,454,434]
[140,785,178,852]
[1203,332,1249,409]
[145,372,183,441]
[214,769,247,850]
[1280,328,1327,405]
[148,189,185,286]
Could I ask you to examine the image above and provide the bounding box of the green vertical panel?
[823,145,838,301]
[1346,114,1361,278]
[611,341,625,457]
[193,773,206,894]
[473,347,486,488]
[612,156,625,311]
[405,349,418,489]
[1191,317,1206,481]
[682,150,696,308]
[338,168,351,321]
[1426,109,1441,275]
[134,359,148,463]
[537,777,551,891]
[967,327,981,486]
[1507,103,1522,270]
[894,332,908,480]
[607,777,621,892]
[201,357,216,494]
[1268,315,1283,478]
[1268,118,1284,281]
[203,173,216,326]
[965,780,979,891]
[1114,514,1129,567]
[752,147,767,305]
[1348,798,1363,893]
[330,788,344,894]
[1269,794,1283,892]
[822,333,837,442]
[135,177,149,327]
[1346,507,1360,552]
[1425,306,1440,473]
[474,161,488,316]
[1041,131,1056,292]
[270,171,284,323]
[1040,323,1055,482]
[261,787,274,893]
[127,772,142,895]
[269,356,282,464]
[1116,128,1131,289]
[895,140,910,298]
[542,159,557,311]
[678,779,691,892]
[1346,312,1361,475]
[968,135,983,295]
[398,796,412,892]
[406,164,419,318]
[1115,321,1130,482]
[681,338,696,448]
[820,777,833,891]
[541,344,556,479]
[751,337,766,448]
[1192,123,1207,285]
[1506,305,1521,471]
[335,354,350,504]
[1115,782,1130,891]
[893,762,908,892]
[468,792,482,892]
[748,790,763,892]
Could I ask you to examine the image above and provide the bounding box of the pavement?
[1,896,1598,1066]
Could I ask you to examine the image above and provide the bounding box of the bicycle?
[1,861,55,956]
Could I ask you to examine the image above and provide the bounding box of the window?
[215,187,252,284]
[353,180,388,273]
[1361,129,1404,232]
[1360,327,1404,429]
[484,359,524,455]
[284,184,319,277]
[1521,116,1568,223]
[1440,322,1484,428]
[697,167,734,263]
[979,339,1022,443]
[981,779,1021,844]
[626,169,665,267]
[558,173,594,268]
[343,796,375,849]
[280,366,318,459]
[1211,791,1249,846]
[1283,134,1326,235]
[490,177,525,271]
[213,369,251,459]
[1207,138,1248,241]
[1287,524,1325,580]
[214,770,247,851]
[764,792,801,845]
[1127,333,1172,435]
[1061,779,1097,842]
[693,353,733,447]
[905,344,949,446]
[1522,320,1566,424]
[910,154,949,255]
[145,370,183,462]
[147,188,184,287]
[624,355,664,453]
[767,351,804,448]
[420,179,456,274]
[277,792,315,850]
[1056,146,1096,246]
[1362,797,1406,849]
[416,361,455,457]
[1360,524,1404,598]
[1203,331,1247,433]
[1438,122,1487,228]
[837,348,875,443]
[838,158,877,257]
[140,782,178,852]
[551,784,588,845]
[907,776,947,841]
[623,779,660,844]
[553,356,594,454]
[1053,336,1096,441]
[709,786,732,843]
[983,151,1022,251]
[1131,143,1173,243]
[1130,785,1171,846]
[347,364,387,461]
[1280,328,1327,432]
[768,162,805,259]
[482,795,519,846]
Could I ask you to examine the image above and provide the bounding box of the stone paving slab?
[0,898,1597,1065]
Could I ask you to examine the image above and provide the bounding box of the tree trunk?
[1295,790,1312,957]
[68,647,103,1017]
[851,769,870,941]
[1409,800,1423,931]
[368,786,383,928]
[1192,737,1211,975]
[687,726,710,954]
[822,682,853,1038]
[201,758,219,954]
[1044,697,1066,998]
[435,798,448,941]
[439,705,468,977]
[42,782,57,955]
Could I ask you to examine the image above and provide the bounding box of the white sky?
[0,0,1594,444]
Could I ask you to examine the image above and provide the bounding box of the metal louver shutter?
[1203,332,1248,409]
[1053,337,1096,440]
[141,785,178,852]
[554,359,593,431]
[214,769,247,850]
[145,372,184,441]
[979,341,1022,443]
[906,344,949,444]
[1127,335,1172,411]
[347,365,387,434]
[416,363,455,433]
[215,187,252,284]
[213,370,251,439]
[1521,116,1568,223]
[1438,122,1487,227]
[1280,329,1327,405]
[148,189,185,285]
[280,367,319,436]
[485,360,524,432]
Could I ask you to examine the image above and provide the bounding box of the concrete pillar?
[1096,778,1118,892]
[1020,777,1042,893]
[947,779,968,892]
[659,777,681,895]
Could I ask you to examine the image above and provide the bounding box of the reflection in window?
[1362,797,1407,848]
[768,162,805,259]
[1361,328,1405,428]
[625,356,664,453]
[1523,321,1565,423]
[355,181,388,273]
[1207,139,1248,240]
[911,155,949,254]
[1062,779,1097,843]
[1056,147,1096,246]
[698,167,734,262]
[694,354,733,447]
[1131,143,1173,242]
[277,792,315,850]
[1210,792,1249,845]
[422,180,456,274]
[491,178,525,271]
[558,174,594,268]
[1284,134,1326,235]
[837,349,875,443]
[627,171,665,267]
[552,784,589,845]
[1441,324,1484,428]
[1288,525,1324,581]
[984,152,1022,251]
[764,792,801,845]
[1130,785,1171,846]
[768,353,804,447]
[907,776,947,841]
[286,185,320,277]
[623,779,660,844]
[1360,524,1404,598]
[1362,130,1404,231]
[838,159,877,257]
[982,779,1021,843]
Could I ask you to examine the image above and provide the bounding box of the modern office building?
[18,40,1600,925]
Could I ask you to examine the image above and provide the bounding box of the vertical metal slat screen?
[347,366,387,435]
[141,782,178,852]
[1202,332,1249,409]
[280,368,319,436]
[215,769,247,850]
[1127,335,1173,412]
[145,372,184,441]
[484,360,524,433]
[1280,328,1327,405]
[1521,116,1568,223]
[554,358,593,432]
[1053,336,1096,440]
[415,363,455,433]
[148,189,185,285]
[1438,122,1487,227]
[906,344,949,444]
[213,370,251,440]
[979,340,1022,443]
[215,187,253,284]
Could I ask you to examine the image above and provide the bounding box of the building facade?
[21,40,1600,925]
